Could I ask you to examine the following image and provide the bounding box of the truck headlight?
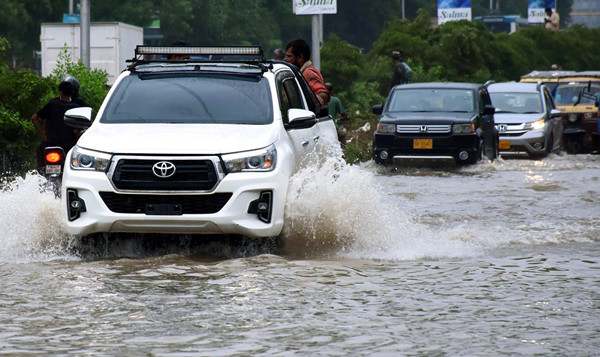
[70,146,112,172]
[376,123,396,134]
[524,118,545,131]
[222,145,276,173]
[453,123,475,135]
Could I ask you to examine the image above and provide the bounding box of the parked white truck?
[40,22,143,84]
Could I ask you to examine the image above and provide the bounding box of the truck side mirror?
[372,104,384,115]
[64,107,93,129]
[287,109,317,129]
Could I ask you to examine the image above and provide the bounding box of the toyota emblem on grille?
[152,161,176,178]
[420,125,428,133]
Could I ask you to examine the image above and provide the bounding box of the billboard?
[293,0,337,15]
[528,0,556,23]
[437,0,472,25]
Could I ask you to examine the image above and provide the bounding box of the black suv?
[373,82,498,165]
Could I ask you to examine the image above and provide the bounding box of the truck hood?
[494,113,544,124]
[380,112,476,125]
[77,123,279,155]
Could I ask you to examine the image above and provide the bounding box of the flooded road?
[1,155,600,355]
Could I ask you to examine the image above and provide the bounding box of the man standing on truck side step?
[31,79,82,170]
[284,39,330,106]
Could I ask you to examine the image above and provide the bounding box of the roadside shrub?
[0,106,37,173]
[321,34,365,92]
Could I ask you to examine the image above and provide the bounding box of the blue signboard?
[63,13,80,24]
[528,0,556,23]
[437,0,472,24]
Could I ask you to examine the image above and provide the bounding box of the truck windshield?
[490,92,542,114]
[100,74,273,124]
[387,89,475,113]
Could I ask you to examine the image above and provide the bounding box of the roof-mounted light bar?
[135,46,263,57]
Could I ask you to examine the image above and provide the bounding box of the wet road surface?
[1,154,599,355]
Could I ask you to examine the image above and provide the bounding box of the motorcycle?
[43,146,66,197]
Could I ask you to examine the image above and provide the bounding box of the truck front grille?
[99,192,232,214]
[111,159,219,191]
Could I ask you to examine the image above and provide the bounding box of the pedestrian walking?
[390,51,412,89]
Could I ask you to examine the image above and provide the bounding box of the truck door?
[293,69,341,153]
[276,71,318,166]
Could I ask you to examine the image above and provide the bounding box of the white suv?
[60,46,338,238]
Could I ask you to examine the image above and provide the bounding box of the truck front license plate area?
[145,203,183,216]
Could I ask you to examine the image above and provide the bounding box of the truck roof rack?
[127,45,269,70]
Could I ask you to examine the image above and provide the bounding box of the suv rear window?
[100,74,273,124]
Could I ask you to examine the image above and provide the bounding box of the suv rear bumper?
[61,163,288,238]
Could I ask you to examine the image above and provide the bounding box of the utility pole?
[318,14,323,44]
[311,15,320,69]
[80,0,90,67]
[489,0,493,11]
[402,0,405,19]
[69,0,74,15]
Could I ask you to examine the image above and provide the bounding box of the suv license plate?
[499,140,511,150]
[45,165,62,175]
[413,139,433,149]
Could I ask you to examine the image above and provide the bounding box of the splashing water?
[281,151,502,260]
[0,173,75,263]
[282,148,600,260]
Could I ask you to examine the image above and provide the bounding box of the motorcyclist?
[63,75,88,107]
[31,77,85,170]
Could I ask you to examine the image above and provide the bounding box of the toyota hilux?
[60,46,338,238]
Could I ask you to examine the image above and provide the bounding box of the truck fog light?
[458,151,469,161]
[380,150,389,160]
[248,191,273,223]
[67,189,87,221]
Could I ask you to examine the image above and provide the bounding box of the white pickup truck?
[60,46,338,238]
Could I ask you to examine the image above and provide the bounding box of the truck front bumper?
[61,165,288,238]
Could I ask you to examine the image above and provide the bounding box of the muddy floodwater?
[1,155,600,355]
